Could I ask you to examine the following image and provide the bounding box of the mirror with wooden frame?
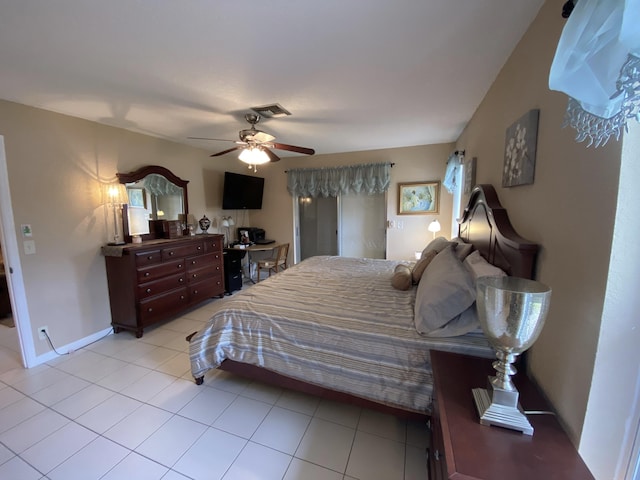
[117,165,189,242]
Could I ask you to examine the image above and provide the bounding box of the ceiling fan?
[189,113,315,170]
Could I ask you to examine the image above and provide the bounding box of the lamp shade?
[221,218,229,228]
[239,147,270,165]
[227,216,235,226]
[428,219,441,233]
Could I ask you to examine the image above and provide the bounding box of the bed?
[188,184,539,418]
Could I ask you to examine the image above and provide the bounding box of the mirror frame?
[117,165,189,242]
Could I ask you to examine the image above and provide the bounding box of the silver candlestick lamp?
[472,276,551,435]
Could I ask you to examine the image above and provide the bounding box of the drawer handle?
[197,246,202,250]
[169,251,175,256]
[193,273,197,278]
[426,420,431,430]
[434,450,441,461]
[192,260,197,265]
[144,272,150,277]
[147,307,153,312]
[178,264,183,268]
[179,278,184,283]
[180,295,185,300]
[193,290,198,294]
[147,255,153,261]
[146,288,152,293]
[216,281,221,286]
[216,266,220,270]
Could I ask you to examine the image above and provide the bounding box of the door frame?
[0,135,35,367]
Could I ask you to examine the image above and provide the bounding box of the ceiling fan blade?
[189,137,246,145]
[271,143,315,155]
[210,146,243,157]
[264,148,281,162]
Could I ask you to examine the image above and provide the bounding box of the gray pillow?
[414,245,476,335]
[451,237,474,261]
[421,236,455,259]
[418,303,480,337]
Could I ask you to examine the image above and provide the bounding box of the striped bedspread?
[189,255,493,414]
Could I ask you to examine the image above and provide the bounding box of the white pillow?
[414,246,476,336]
[463,250,507,281]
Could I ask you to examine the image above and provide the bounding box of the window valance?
[287,162,391,198]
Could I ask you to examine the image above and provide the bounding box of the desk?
[230,243,282,283]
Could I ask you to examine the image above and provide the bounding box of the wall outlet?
[38,326,49,340]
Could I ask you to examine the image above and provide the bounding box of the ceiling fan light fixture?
[239,147,270,165]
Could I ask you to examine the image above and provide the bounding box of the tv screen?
[222,171,265,210]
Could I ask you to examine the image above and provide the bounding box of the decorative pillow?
[450,237,474,261]
[421,236,454,259]
[464,250,507,281]
[414,246,476,336]
[412,249,438,284]
[391,264,413,291]
[419,303,480,337]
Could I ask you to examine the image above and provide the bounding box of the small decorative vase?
[198,215,211,234]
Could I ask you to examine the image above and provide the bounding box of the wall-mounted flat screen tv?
[222,171,265,210]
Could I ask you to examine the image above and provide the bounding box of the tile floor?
[0,301,430,480]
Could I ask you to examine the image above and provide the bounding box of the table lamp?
[472,276,551,435]
[428,219,441,238]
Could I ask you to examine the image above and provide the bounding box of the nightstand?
[428,350,594,480]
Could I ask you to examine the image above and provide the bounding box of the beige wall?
[252,143,455,262]
[455,1,633,477]
[0,99,253,356]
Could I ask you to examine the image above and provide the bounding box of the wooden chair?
[256,243,289,282]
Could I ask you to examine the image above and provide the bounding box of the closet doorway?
[296,192,386,262]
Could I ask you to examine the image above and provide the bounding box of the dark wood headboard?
[458,185,539,279]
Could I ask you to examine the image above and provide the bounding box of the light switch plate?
[23,240,36,255]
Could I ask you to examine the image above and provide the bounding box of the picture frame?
[127,188,146,208]
[464,156,477,194]
[398,181,440,215]
[503,109,540,187]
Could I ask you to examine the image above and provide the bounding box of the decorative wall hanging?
[503,109,540,188]
[464,157,477,194]
[397,181,440,215]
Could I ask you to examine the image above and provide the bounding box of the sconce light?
[105,184,128,245]
[428,219,441,239]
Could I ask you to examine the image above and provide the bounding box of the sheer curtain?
[287,162,391,197]
[549,0,640,147]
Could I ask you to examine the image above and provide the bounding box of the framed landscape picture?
[397,181,440,215]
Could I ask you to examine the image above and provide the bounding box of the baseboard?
[31,326,114,367]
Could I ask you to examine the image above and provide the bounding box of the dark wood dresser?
[103,234,224,337]
[429,350,594,480]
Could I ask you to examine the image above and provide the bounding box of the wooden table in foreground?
[429,350,594,480]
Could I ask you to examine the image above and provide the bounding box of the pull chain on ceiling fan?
[188,113,315,172]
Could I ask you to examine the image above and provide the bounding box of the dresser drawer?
[135,249,162,267]
[161,241,205,261]
[137,273,186,300]
[137,259,185,283]
[185,252,221,270]
[139,287,189,325]
[203,237,223,252]
[186,264,218,283]
[189,276,223,302]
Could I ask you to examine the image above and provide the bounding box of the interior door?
[340,192,386,259]
[298,196,338,261]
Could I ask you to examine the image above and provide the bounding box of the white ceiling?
[0,1,544,157]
